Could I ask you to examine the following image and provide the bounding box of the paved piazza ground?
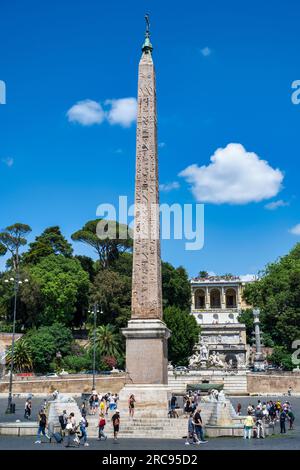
[0,395,299,450]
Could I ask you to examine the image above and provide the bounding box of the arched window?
[195,289,205,309]
[226,288,237,308]
[210,289,221,308]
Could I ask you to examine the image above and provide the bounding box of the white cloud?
[67,99,105,126]
[264,199,289,210]
[289,224,300,235]
[1,157,14,167]
[179,143,284,205]
[200,47,212,57]
[106,97,137,127]
[159,181,180,192]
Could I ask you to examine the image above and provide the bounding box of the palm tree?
[5,338,33,372]
[94,324,121,358]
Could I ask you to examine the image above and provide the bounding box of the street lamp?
[88,304,102,391]
[4,274,29,413]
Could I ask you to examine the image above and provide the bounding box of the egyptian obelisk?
[120,16,170,415]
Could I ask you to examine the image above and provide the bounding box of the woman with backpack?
[35,409,51,444]
[98,413,107,440]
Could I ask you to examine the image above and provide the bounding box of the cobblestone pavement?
[0,395,299,450]
[0,433,298,450]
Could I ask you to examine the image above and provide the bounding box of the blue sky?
[0,0,300,277]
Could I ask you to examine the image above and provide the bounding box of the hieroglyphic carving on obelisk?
[131,16,162,320]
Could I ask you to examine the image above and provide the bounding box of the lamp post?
[88,304,101,391]
[4,273,29,413]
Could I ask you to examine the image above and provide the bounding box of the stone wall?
[247,373,300,394]
[0,374,126,394]
[0,333,23,354]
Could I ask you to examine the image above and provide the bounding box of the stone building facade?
[190,276,253,369]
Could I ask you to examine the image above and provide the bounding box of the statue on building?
[189,351,201,368]
[209,351,224,368]
[199,342,209,361]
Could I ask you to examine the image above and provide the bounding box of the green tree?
[6,338,33,372]
[0,223,32,270]
[26,255,90,326]
[162,262,191,310]
[22,226,73,265]
[243,243,300,352]
[267,346,294,371]
[71,219,132,269]
[198,271,208,278]
[75,255,95,281]
[163,306,200,366]
[238,308,254,343]
[26,323,73,373]
[94,324,122,359]
[90,269,131,328]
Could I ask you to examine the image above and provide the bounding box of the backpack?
[59,415,66,428]
[40,413,47,425]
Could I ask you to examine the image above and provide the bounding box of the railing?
[192,308,239,313]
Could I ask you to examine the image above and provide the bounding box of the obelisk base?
[120,319,171,418]
[122,319,171,385]
[117,384,170,418]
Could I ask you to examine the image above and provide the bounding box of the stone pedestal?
[122,319,170,385]
[118,384,170,418]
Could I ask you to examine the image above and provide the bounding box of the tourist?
[105,393,111,415]
[113,393,119,404]
[24,399,32,420]
[279,409,287,434]
[79,416,89,447]
[65,412,80,447]
[287,409,295,430]
[193,408,208,443]
[100,397,106,415]
[170,394,179,418]
[128,394,136,418]
[58,409,68,436]
[98,413,107,440]
[237,403,242,415]
[243,413,254,439]
[288,386,292,396]
[254,406,265,439]
[184,396,192,414]
[52,389,59,400]
[185,412,200,445]
[89,394,94,414]
[109,393,117,412]
[112,409,120,443]
[35,409,51,444]
[81,402,87,418]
